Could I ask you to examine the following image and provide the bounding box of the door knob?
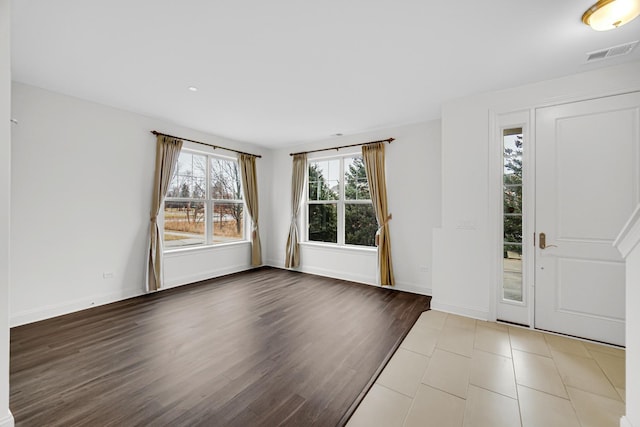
[539,232,558,250]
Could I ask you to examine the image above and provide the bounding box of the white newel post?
[614,204,640,427]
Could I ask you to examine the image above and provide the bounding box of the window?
[307,155,377,247]
[164,150,244,249]
[503,128,523,302]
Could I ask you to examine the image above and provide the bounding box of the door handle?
[539,232,558,250]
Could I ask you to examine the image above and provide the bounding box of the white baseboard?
[0,410,14,427]
[265,258,284,269]
[299,265,376,286]
[394,280,432,296]
[10,287,143,327]
[267,262,432,296]
[11,264,254,327]
[163,264,250,289]
[10,262,428,327]
[621,415,634,427]
[430,299,490,321]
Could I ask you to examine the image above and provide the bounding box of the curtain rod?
[151,131,262,158]
[289,137,394,156]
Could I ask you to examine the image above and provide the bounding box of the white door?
[535,92,640,346]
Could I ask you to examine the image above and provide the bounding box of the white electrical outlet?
[419,266,429,273]
[103,272,114,279]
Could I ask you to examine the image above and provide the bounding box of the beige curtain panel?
[362,142,395,286]
[239,154,262,266]
[148,135,183,291]
[285,153,307,268]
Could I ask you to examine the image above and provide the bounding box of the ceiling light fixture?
[582,0,640,31]
[188,86,198,92]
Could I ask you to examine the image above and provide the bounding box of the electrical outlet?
[419,266,429,273]
[103,272,114,279]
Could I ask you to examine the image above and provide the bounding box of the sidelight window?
[503,128,523,302]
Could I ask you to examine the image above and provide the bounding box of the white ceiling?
[10,0,640,148]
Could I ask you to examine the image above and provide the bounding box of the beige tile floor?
[347,310,625,427]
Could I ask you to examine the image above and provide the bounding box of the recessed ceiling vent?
[586,40,638,62]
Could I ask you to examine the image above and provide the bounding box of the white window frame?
[304,153,376,248]
[491,109,533,327]
[163,148,247,251]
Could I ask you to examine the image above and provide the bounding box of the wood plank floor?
[10,267,430,427]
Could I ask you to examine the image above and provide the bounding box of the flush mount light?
[582,0,640,31]
[188,86,198,92]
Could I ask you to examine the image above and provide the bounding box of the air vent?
[586,41,638,62]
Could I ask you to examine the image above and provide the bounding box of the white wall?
[432,59,640,320]
[267,121,441,295]
[10,82,272,326]
[615,206,640,427]
[0,0,14,425]
[625,246,640,427]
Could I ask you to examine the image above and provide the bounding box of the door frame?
[490,90,640,330]
[489,109,535,327]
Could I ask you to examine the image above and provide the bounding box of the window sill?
[299,241,377,254]
[164,240,250,255]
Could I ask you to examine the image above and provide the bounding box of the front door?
[534,92,640,346]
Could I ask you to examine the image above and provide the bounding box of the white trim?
[164,240,250,257]
[306,147,361,160]
[620,415,634,427]
[10,287,143,327]
[12,261,256,326]
[265,258,431,295]
[266,258,285,269]
[0,411,14,427]
[614,203,640,259]
[490,110,533,326]
[394,280,432,296]
[485,74,640,120]
[305,154,377,248]
[488,110,499,321]
[163,149,247,250]
[180,140,239,160]
[430,299,490,321]
[299,241,377,254]
[285,264,431,296]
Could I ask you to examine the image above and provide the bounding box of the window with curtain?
[306,155,377,247]
[164,149,245,249]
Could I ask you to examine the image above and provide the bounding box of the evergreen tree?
[308,163,337,242]
[504,135,523,253]
[344,157,376,246]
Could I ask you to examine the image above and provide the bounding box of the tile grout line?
[374,382,416,401]
[355,311,625,427]
[587,347,626,399]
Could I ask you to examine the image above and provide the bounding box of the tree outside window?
[307,155,376,247]
[503,131,523,302]
[164,151,244,249]
[504,134,523,254]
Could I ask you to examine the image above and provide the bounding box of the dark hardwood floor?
[10,267,430,426]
